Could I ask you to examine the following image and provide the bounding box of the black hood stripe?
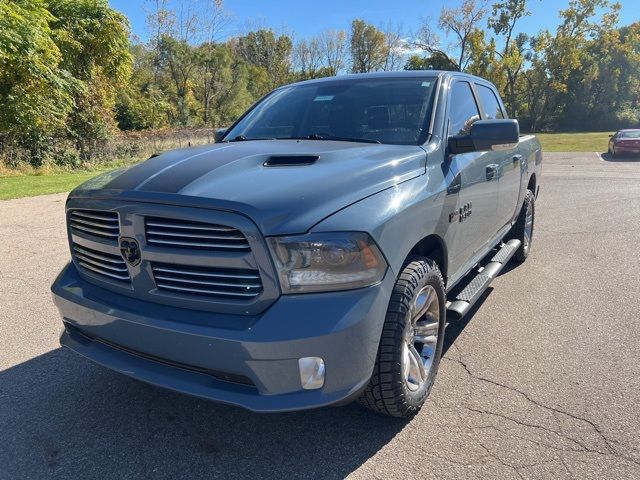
[137,146,233,192]
[103,154,183,190]
[103,146,230,192]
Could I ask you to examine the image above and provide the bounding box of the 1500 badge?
[449,202,472,223]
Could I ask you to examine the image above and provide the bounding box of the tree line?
[1,0,638,168]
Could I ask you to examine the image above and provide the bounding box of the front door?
[446,81,500,277]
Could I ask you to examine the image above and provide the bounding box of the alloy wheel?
[402,285,440,391]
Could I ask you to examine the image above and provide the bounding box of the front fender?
[310,173,453,278]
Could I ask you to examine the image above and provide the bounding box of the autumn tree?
[438,0,488,71]
[488,0,531,117]
[192,0,232,124]
[293,37,324,79]
[318,29,349,76]
[412,19,460,71]
[381,23,406,71]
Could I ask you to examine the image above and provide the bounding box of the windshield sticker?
[314,95,335,102]
[421,82,431,87]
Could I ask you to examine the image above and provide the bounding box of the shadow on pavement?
[600,152,640,162]
[443,287,493,356]
[3,277,500,478]
[1,347,407,480]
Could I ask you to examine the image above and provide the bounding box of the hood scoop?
[263,155,319,167]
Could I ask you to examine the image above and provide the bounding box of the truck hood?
[71,140,426,235]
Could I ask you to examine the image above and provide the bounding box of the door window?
[448,81,480,136]
[476,84,505,119]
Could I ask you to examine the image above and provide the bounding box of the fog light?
[298,357,325,390]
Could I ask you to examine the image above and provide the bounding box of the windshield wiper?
[226,135,246,142]
[277,134,381,144]
[225,135,275,142]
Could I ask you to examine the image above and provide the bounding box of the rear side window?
[619,131,640,138]
[476,84,505,119]
[448,81,480,136]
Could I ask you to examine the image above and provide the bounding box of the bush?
[1,127,215,172]
[52,149,82,168]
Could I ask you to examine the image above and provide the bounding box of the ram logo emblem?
[119,237,141,267]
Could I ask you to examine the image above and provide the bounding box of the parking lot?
[1,152,640,479]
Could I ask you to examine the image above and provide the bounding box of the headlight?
[267,232,387,293]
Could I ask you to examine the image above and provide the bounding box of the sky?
[109,0,640,43]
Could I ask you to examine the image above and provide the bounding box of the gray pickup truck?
[52,71,541,418]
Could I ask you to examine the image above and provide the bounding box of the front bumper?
[52,263,393,412]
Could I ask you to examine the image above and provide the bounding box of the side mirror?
[214,128,228,142]
[609,134,614,138]
[448,119,519,155]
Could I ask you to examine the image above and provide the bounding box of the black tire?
[510,189,535,263]
[358,258,446,418]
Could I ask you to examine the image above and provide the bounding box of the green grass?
[0,170,105,200]
[0,131,619,200]
[535,132,614,152]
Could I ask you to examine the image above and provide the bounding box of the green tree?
[235,29,293,90]
[0,0,76,165]
[193,43,253,126]
[521,0,623,131]
[403,52,458,71]
[157,35,199,125]
[116,43,173,130]
[47,0,132,159]
[350,19,388,73]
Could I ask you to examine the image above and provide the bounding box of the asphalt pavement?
[1,152,640,479]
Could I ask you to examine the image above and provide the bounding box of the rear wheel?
[510,189,535,262]
[358,258,446,418]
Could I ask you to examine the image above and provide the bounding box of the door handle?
[513,154,523,165]
[486,164,499,181]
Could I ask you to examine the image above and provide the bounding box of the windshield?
[224,77,437,145]
[619,131,640,139]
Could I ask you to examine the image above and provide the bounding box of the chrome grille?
[72,243,130,282]
[70,209,119,241]
[145,217,250,251]
[151,263,262,299]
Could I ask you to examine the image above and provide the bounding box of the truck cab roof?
[284,70,499,89]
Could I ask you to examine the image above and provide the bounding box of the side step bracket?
[446,239,521,322]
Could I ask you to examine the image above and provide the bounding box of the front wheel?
[358,258,446,418]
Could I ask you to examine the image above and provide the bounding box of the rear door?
[474,82,522,230]
[446,80,499,275]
